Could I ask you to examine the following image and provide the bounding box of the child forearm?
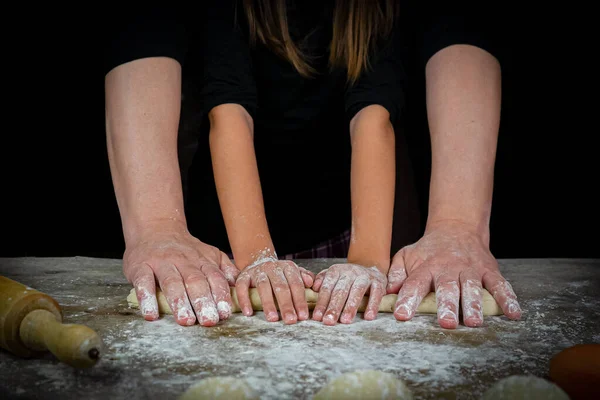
[346,105,396,273]
[208,104,276,269]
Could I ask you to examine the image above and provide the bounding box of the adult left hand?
[312,263,387,325]
[386,221,522,329]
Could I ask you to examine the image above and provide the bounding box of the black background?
[5,9,597,260]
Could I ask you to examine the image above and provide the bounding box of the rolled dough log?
[126,287,503,316]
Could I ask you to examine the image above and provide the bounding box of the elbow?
[208,104,254,140]
[426,44,501,82]
[349,104,394,145]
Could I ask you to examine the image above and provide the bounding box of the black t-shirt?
[103,2,501,256]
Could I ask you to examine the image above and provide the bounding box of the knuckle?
[484,260,499,271]
[272,283,288,293]
[289,280,304,289]
[315,270,327,279]
[123,260,147,276]
[184,273,207,285]
[355,276,370,287]
[256,272,269,284]
[464,278,481,287]
[284,263,300,275]
[288,272,304,283]
[238,270,250,279]
[169,254,191,266]
[337,274,351,285]
[160,274,183,288]
[325,269,340,279]
[200,263,219,273]
[151,248,190,264]
[207,268,227,281]
[203,243,218,254]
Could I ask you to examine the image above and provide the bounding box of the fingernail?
[394,304,412,319]
[313,310,323,320]
[243,308,252,316]
[198,306,219,325]
[140,298,158,318]
[284,313,297,324]
[508,301,521,315]
[464,306,483,323]
[298,310,308,320]
[176,304,196,325]
[439,310,457,322]
[267,312,279,321]
[217,301,231,319]
[364,311,374,320]
[324,314,335,324]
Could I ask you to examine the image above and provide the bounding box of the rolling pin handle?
[19,309,104,368]
[88,348,100,360]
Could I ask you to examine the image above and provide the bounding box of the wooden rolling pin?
[0,276,104,368]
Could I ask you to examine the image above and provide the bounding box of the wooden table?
[1,257,599,399]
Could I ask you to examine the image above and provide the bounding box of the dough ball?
[482,375,569,400]
[179,376,259,400]
[313,370,413,400]
[549,343,600,399]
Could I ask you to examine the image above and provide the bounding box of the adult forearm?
[347,105,396,273]
[425,44,501,243]
[104,57,185,245]
[209,104,274,269]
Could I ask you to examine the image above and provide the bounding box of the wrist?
[347,248,390,275]
[425,217,490,246]
[426,199,491,239]
[123,216,188,246]
[235,244,278,270]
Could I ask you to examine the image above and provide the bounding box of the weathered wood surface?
[1,257,598,399]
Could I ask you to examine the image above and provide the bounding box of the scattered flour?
[87,312,543,399]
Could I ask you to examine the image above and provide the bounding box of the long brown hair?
[242,0,397,84]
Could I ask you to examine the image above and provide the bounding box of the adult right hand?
[123,220,239,327]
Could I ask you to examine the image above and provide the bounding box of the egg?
[549,343,600,399]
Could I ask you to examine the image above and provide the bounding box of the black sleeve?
[201,0,257,117]
[103,7,188,76]
[344,27,405,125]
[420,3,503,65]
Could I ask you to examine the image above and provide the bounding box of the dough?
[313,370,413,400]
[127,287,503,316]
[481,375,569,400]
[549,343,600,399]
[179,376,259,400]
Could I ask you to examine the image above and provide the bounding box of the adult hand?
[235,259,314,324]
[386,221,522,329]
[312,263,387,325]
[123,220,239,327]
